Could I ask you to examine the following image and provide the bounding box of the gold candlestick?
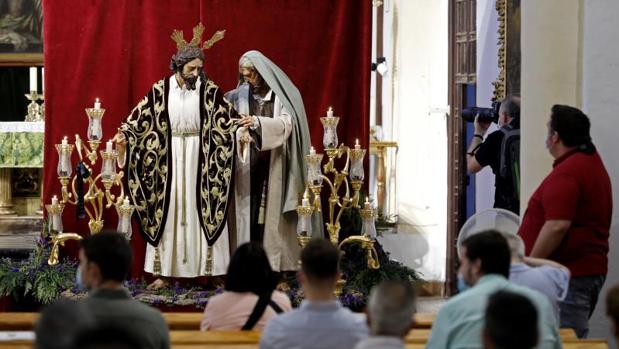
[298,108,379,295]
[48,101,131,264]
[24,91,42,122]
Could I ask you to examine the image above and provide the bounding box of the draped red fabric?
[43,1,371,278]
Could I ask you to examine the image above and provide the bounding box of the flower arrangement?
[0,233,77,306]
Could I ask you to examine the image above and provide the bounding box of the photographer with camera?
[465,96,521,214]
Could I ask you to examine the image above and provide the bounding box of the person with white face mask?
[78,232,170,349]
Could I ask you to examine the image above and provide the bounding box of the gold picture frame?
[0,0,43,66]
[493,0,521,100]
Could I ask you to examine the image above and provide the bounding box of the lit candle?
[123,196,130,207]
[94,98,101,110]
[41,68,44,93]
[61,136,68,146]
[327,106,333,118]
[355,139,361,150]
[29,67,37,92]
[52,195,58,206]
[364,197,371,209]
[106,139,113,152]
[302,190,311,207]
[310,146,316,155]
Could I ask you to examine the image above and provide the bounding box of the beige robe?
[235,94,300,271]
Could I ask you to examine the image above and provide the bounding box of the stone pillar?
[0,168,16,216]
[520,0,583,213]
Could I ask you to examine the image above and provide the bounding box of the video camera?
[461,101,501,123]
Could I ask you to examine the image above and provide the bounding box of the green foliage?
[0,233,77,305]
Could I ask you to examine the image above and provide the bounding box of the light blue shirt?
[426,274,562,349]
[509,263,570,321]
[260,300,368,349]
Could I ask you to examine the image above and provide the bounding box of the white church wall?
[522,0,619,345]
[391,0,448,282]
[475,0,500,213]
[582,1,619,345]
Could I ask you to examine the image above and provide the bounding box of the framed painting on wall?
[0,0,43,66]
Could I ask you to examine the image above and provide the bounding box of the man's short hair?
[462,230,511,278]
[550,105,595,153]
[501,232,525,260]
[80,232,132,282]
[606,283,619,335]
[500,95,521,120]
[484,291,539,349]
[367,280,416,337]
[301,238,340,281]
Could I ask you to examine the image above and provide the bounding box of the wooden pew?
[0,332,607,349]
[402,327,577,342]
[0,312,434,331]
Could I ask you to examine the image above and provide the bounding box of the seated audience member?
[260,238,368,349]
[35,300,96,349]
[201,242,292,331]
[426,230,560,349]
[503,232,569,320]
[73,326,142,349]
[483,291,539,349]
[354,280,416,349]
[78,232,170,349]
[607,283,619,346]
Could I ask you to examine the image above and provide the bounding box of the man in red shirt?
[519,105,612,338]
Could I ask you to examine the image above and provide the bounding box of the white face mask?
[75,265,87,291]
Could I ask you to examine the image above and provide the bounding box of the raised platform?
[0,216,42,257]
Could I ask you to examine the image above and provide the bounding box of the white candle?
[310,146,316,155]
[52,195,58,206]
[123,196,130,207]
[106,140,113,152]
[94,98,101,110]
[61,136,68,146]
[327,106,333,118]
[364,197,371,209]
[29,67,37,92]
[355,139,361,150]
[41,68,44,93]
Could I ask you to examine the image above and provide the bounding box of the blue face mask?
[457,273,470,293]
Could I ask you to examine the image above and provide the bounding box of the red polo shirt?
[519,150,612,277]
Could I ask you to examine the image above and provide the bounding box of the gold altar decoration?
[369,140,398,219]
[296,107,380,295]
[46,99,133,265]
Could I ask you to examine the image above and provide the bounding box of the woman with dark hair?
[200,242,292,331]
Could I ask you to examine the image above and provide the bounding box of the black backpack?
[499,125,520,211]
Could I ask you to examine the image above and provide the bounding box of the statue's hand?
[112,130,127,146]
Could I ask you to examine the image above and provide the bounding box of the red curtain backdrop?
[43,0,371,277]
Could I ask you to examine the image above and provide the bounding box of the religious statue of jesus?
[113,23,236,289]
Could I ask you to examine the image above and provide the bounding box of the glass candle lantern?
[306,147,324,186]
[116,196,134,240]
[101,149,117,181]
[56,137,74,177]
[321,107,339,149]
[296,191,313,238]
[86,106,104,141]
[349,140,366,182]
[360,198,377,239]
[45,196,64,233]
